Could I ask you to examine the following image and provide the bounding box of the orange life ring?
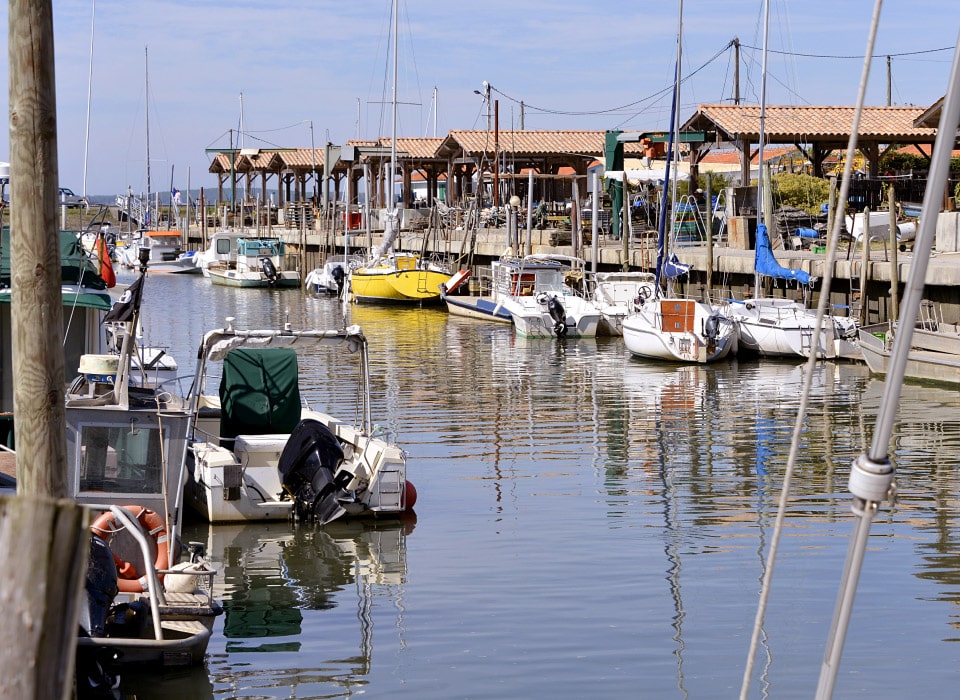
[90,505,170,593]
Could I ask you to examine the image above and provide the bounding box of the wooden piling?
[3,2,90,697]
[889,185,899,321]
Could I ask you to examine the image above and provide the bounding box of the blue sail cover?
[663,254,690,279]
[754,222,810,285]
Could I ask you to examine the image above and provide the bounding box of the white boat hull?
[730,298,859,359]
[622,298,737,363]
[504,294,601,338]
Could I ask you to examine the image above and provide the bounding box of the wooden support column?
[4,2,89,697]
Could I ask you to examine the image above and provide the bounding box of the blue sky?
[0,0,956,196]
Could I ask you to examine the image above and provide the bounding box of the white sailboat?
[725,3,858,359]
[621,0,737,364]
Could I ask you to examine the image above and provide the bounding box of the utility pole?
[733,37,741,105]
[886,55,892,106]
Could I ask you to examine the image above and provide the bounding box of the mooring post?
[2,1,89,696]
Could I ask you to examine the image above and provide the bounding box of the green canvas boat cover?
[219,347,301,440]
[0,226,110,291]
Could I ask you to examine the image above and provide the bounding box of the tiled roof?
[439,130,639,158]
[378,137,444,159]
[685,104,936,141]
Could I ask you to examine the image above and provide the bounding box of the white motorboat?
[305,254,362,295]
[590,270,656,336]
[489,254,600,338]
[192,229,247,278]
[206,237,300,288]
[182,320,414,524]
[116,230,200,274]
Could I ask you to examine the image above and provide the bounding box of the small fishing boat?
[489,254,600,338]
[206,237,300,288]
[304,254,361,296]
[590,270,656,337]
[116,230,200,274]
[183,320,414,524]
[192,229,247,278]
[58,265,222,690]
[440,269,513,324]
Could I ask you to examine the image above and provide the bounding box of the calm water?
[121,272,960,698]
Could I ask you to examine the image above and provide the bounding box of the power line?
[738,43,955,60]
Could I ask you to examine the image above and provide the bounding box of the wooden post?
[621,177,629,272]
[4,2,89,698]
[705,173,714,302]
[859,206,872,327]
[9,0,67,497]
[0,496,88,700]
[889,185,899,322]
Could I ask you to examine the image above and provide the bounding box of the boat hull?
[350,268,448,304]
[507,296,601,338]
[208,269,300,288]
[730,298,858,359]
[622,298,736,363]
[443,293,513,323]
[859,323,960,385]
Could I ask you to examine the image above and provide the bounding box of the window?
[78,421,163,494]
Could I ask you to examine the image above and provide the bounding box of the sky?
[0,0,956,196]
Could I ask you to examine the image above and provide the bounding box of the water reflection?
[189,516,414,698]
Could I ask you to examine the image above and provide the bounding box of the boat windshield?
[77,420,164,495]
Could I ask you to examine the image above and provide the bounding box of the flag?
[95,232,116,288]
[103,274,144,324]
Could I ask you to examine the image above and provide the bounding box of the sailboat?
[347,0,453,305]
[725,5,859,359]
[620,0,737,364]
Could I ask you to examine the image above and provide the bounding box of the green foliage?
[879,149,927,173]
[771,173,830,214]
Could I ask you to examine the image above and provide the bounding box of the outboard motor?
[547,296,568,337]
[77,535,121,694]
[703,313,721,354]
[260,257,279,285]
[332,264,346,296]
[278,419,349,525]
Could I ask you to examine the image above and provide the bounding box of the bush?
[772,173,830,215]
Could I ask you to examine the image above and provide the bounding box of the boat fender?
[90,505,169,594]
[536,292,549,306]
[403,480,418,511]
[260,257,279,284]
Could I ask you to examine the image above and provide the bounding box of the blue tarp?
[755,223,811,285]
[796,227,819,238]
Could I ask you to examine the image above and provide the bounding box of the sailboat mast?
[82,0,95,201]
[654,0,683,296]
[757,0,770,223]
[144,46,151,226]
[389,0,398,216]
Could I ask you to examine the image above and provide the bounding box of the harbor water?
[124,272,960,698]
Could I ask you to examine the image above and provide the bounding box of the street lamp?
[473,81,491,132]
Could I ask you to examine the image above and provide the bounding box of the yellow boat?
[349,253,450,305]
